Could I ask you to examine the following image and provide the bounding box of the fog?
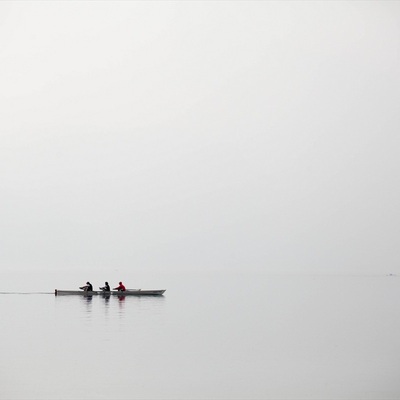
[1,1,399,274]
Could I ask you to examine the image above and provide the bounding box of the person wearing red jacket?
[113,281,126,292]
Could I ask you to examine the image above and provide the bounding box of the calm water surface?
[0,271,399,399]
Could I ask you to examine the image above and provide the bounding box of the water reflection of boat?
[54,289,166,296]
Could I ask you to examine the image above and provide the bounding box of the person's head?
[105,282,108,285]
[87,282,90,284]
[119,282,122,285]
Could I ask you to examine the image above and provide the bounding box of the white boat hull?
[55,289,166,296]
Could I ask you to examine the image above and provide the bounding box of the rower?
[113,281,126,292]
[79,282,93,292]
[100,281,110,292]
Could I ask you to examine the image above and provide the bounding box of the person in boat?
[113,281,126,292]
[80,282,93,292]
[100,281,110,292]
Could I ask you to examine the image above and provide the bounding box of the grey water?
[1,270,399,400]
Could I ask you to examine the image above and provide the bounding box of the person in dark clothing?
[80,282,93,292]
[113,281,126,291]
[100,282,110,292]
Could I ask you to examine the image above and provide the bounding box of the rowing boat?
[55,289,166,296]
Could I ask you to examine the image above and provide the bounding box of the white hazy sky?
[0,1,399,274]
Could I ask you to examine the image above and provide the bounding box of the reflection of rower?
[79,282,93,292]
[99,282,110,292]
[113,281,126,292]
